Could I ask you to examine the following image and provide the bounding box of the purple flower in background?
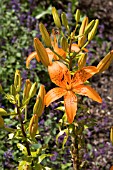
[66,3,72,24]
[101,100,107,109]
[10,0,20,11]
[39,119,44,125]
[50,151,58,161]
[4,149,13,159]
[30,60,37,69]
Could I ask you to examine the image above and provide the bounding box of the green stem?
[25,105,27,121]
[16,106,31,156]
[50,48,69,64]
[70,124,80,170]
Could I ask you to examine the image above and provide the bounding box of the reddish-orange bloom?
[44,61,102,123]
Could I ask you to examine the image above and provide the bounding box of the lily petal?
[71,44,80,53]
[46,48,56,64]
[71,43,89,53]
[54,47,66,59]
[73,85,102,103]
[44,87,67,107]
[64,91,77,124]
[26,51,40,68]
[71,66,98,87]
[48,61,71,89]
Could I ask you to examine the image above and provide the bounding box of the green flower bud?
[34,38,50,67]
[23,79,32,101]
[88,19,99,41]
[0,116,4,127]
[33,85,46,117]
[10,85,16,96]
[61,12,68,29]
[14,70,21,92]
[97,50,113,73]
[84,20,95,35]
[110,126,113,145]
[29,114,38,138]
[75,9,80,23]
[78,53,87,69]
[78,17,88,47]
[39,23,51,47]
[60,37,68,51]
[29,82,37,98]
[52,7,61,28]
[0,84,3,93]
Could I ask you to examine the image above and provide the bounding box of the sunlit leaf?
[17,143,27,155]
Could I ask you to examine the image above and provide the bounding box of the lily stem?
[17,106,31,156]
[71,125,80,170]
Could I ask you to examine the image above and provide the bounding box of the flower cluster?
[26,7,113,124]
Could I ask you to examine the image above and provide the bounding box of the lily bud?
[110,126,113,145]
[14,70,21,92]
[29,114,38,138]
[33,96,41,116]
[61,12,68,29]
[0,84,3,93]
[97,50,113,73]
[0,116,4,127]
[23,79,32,101]
[10,85,16,96]
[75,9,80,23]
[78,17,88,47]
[0,108,7,116]
[52,7,61,28]
[78,53,87,69]
[88,19,99,41]
[60,37,68,51]
[34,38,50,67]
[84,20,95,35]
[39,23,51,47]
[29,82,37,98]
[33,85,46,117]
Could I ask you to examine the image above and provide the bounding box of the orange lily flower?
[44,61,102,123]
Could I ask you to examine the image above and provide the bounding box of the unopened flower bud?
[29,82,37,98]
[61,12,68,29]
[84,20,95,35]
[33,85,46,117]
[34,38,50,67]
[78,53,87,69]
[78,17,88,47]
[88,19,99,41]
[14,70,21,92]
[10,85,16,96]
[60,37,68,51]
[52,7,61,28]
[23,79,32,101]
[0,116,4,127]
[0,84,3,93]
[110,126,113,145]
[39,23,51,47]
[97,50,113,73]
[75,9,80,23]
[29,114,38,138]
